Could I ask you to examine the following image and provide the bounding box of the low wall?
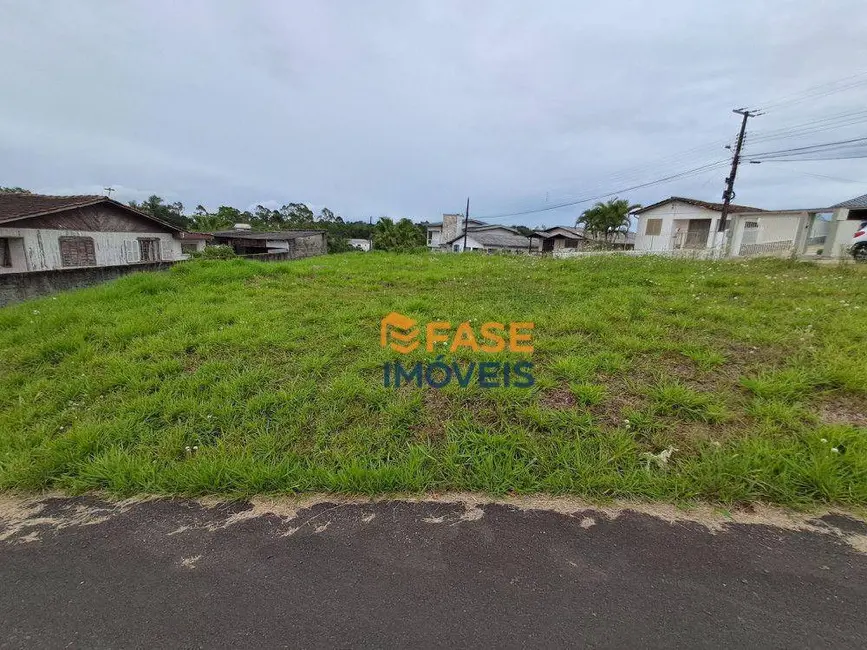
[240,251,294,261]
[0,261,179,307]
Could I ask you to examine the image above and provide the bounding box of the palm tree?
[576,198,640,244]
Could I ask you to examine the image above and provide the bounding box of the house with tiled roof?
[0,192,202,274]
[444,223,539,253]
[632,192,867,259]
[632,196,765,252]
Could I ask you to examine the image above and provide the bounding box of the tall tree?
[129,195,189,228]
[576,198,639,243]
[373,217,425,251]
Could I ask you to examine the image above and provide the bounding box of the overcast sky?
[2,0,867,226]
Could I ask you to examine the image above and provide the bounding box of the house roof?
[632,196,764,215]
[832,193,867,209]
[535,226,588,239]
[0,192,183,231]
[445,228,536,249]
[211,229,325,241]
[467,224,521,234]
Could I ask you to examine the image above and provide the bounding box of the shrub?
[191,245,237,260]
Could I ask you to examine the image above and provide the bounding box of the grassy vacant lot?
[1,253,866,505]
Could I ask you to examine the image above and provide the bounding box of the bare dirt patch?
[539,387,576,410]
[817,395,867,428]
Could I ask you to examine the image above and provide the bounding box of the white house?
[426,214,486,249]
[632,197,765,253]
[632,195,861,259]
[0,193,190,274]
[445,225,538,253]
[426,214,537,253]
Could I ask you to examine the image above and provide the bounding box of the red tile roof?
[632,196,764,215]
[0,192,182,231]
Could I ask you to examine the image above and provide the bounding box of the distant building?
[444,224,539,253]
[0,192,191,274]
[210,224,327,258]
[425,214,537,253]
[534,226,634,252]
[348,238,371,252]
[426,214,486,249]
[535,226,589,252]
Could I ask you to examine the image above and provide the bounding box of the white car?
[852,220,867,262]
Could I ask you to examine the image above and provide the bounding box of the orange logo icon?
[380,312,420,353]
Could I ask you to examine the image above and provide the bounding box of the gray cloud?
[2,0,866,226]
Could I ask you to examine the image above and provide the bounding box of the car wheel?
[853,244,867,262]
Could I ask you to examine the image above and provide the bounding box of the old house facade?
[210,225,327,258]
[0,193,188,273]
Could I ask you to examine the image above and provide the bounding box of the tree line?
[127,195,426,253]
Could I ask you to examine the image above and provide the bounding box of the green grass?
[1,253,866,505]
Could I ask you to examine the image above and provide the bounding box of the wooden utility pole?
[717,108,760,234]
[461,197,470,252]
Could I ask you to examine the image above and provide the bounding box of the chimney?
[441,213,462,244]
[233,223,252,230]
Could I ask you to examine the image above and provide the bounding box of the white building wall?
[0,227,184,273]
[448,235,483,252]
[634,202,722,252]
[427,227,442,248]
[754,216,801,244]
[348,238,371,251]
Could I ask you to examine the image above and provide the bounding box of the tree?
[373,217,425,252]
[576,198,639,244]
[129,195,189,229]
[189,212,232,232]
[252,204,281,230]
[279,203,316,227]
[0,187,30,193]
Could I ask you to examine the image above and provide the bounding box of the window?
[453,243,460,252]
[138,238,161,262]
[645,218,662,236]
[181,242,198,255]
[744,221,759,229]
[59,237,96,267]
[0,238,10,267]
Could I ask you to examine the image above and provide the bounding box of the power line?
[746,136,867,160]
[747,152,867,162]
[786,171,867,185]
[476,74,867,223]
[746,109,867,145]
[749,71,867,113]
[476,160,729,220]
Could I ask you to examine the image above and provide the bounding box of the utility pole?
[461,197,470,252]
[717,108,760,234]
[368,216,373,251]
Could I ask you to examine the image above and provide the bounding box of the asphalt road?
[1,496,866,649]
